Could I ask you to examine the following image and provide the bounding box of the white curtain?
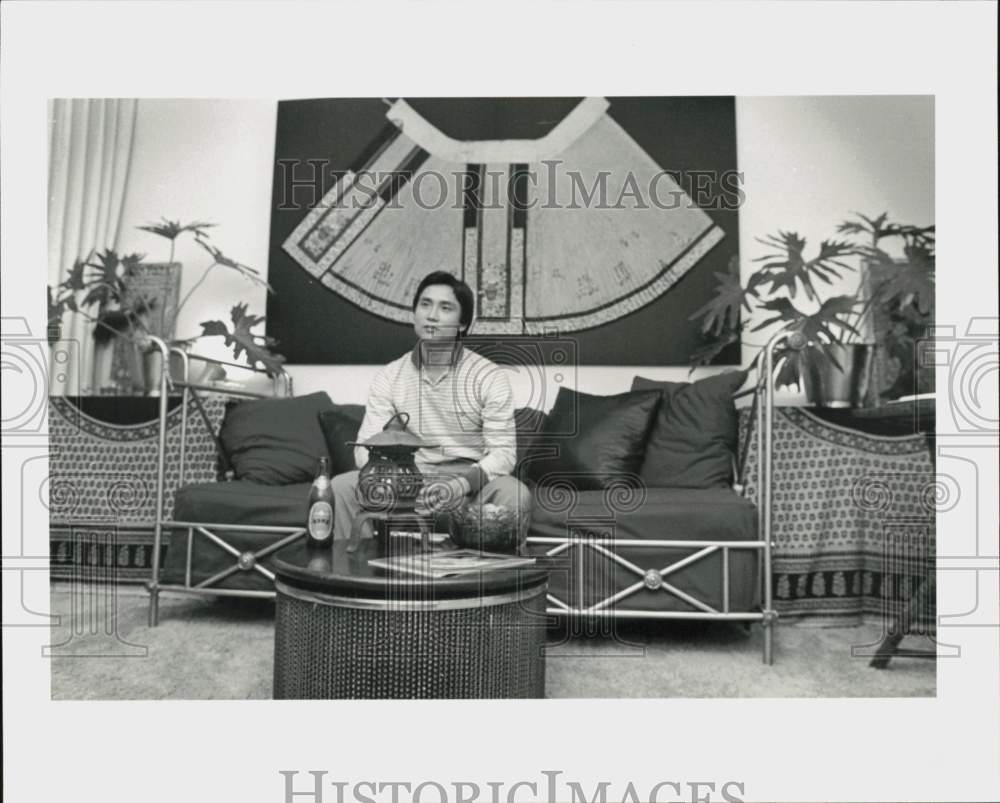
[48,98,137,395]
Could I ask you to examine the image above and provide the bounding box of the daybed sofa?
[150,360,776,662]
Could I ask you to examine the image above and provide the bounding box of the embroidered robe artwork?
[269,97,740,365]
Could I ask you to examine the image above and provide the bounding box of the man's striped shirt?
[353,345,517,487]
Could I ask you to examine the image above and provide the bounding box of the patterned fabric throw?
[48,395,227,581]
[742,407,935,626]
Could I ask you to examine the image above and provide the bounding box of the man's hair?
[411,271,475,337]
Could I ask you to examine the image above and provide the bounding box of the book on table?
[368,549,536,579]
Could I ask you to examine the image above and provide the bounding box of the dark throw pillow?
[219,391,335,485]
[513,406,548,477]
[632,370,748,488]
[525,387,662,490]
[317,405,366,475]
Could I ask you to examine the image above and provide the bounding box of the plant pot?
[801,344,876,408]
[106,337,146,395]
[872,323,936,403]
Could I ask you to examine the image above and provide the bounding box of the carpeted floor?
[49,584,935,700]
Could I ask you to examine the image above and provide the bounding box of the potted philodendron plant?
[837,213,935,402]
[689,212,935,407]
[48,249,160,393]
[48,219,285,394]
[135,219,285,390]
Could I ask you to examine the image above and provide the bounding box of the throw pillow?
[513,406,549,483]
[525,387,662,490]
[317,405,367,475]
[632,370,748,488]
[219,391,336,485]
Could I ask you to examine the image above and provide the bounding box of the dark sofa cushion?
[632,370,747,488]
[317,404,366,475]
[525,387,662,490]
[513,406,548,478]
[530,485,756,542]
[173,480,313,526]
[526,486,759,612]
[219,391,334,485]
[165,481,313,590]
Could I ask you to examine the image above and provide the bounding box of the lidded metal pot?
[348,412,437,511]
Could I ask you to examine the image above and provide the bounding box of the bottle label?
[308,501,333,542]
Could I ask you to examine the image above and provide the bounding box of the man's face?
[413,284,464,341]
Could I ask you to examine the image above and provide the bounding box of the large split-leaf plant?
[48,219,285,380]
[689,212,934,390]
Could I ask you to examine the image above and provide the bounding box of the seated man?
[330,271,532,541]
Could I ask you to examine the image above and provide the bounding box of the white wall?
[117,99,277,370]
[736,95,934,398]
[116,96,934,407]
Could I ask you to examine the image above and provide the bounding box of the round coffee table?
[271,540,549,699]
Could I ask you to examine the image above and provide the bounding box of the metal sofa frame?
[525,329,795,665]
[146,331,791,665]
[144,339,304,626]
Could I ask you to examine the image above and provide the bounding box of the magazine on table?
[368,549,536,579]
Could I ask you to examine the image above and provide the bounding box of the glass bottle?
[306,457,334,548]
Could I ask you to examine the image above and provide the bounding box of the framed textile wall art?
[267,97,741,365]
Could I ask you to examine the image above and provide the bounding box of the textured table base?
[273,584,547,699]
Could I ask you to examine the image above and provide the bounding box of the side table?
[272,541,549,699]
